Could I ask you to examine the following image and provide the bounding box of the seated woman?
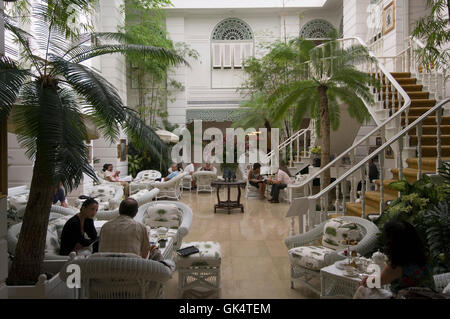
[199,162,216,173]
[247,163,265,200]
[52,181,68,207]
[59,198,99,255]
[355,219,435,298]
[102,163,129,197]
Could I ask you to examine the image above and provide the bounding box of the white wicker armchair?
[151,172,187,200]
[285,216,379,295]
[75,184,124,221]
[59,252,173,299]
[192,171,217,193]
[136,201,193,250]
[129,170,162,195]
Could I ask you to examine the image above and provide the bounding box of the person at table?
[98,198,173,268]
[102,163,130,197]
[184,162,199,188]
[248,162,265,199]
[52,181,68,207]
[199,162,216,173]
[155,163,180,182]
[266,165,291,203]
[59,197,99,255]
[355,219,434,298]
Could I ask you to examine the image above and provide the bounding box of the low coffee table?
[211,180,246,214]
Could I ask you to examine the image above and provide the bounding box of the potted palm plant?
[1,0,186,291]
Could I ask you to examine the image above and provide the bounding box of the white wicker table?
[320,263,364,299]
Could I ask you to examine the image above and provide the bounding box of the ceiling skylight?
[168,0,328,9]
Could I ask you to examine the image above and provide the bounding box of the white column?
[166,16,186,126]
[343,0,370,40]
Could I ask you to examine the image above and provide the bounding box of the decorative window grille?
[211,18,254,70]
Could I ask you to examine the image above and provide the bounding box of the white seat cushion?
[45,224,61,254]
[288,246,335,271]
[143,204,182,228]
[322,217,363,250]
[175,241,222,268]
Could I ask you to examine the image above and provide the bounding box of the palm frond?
[0,56,32,120]
[49,56,124,142]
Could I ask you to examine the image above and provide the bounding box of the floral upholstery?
[288,246,335,271]
[143,203,182,229]
[321,217,363,250]
[76,184,123,211]
[175,241,222,268]
[7,194,29,227]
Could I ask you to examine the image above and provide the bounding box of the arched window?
[300,19,337,39]
[211,18,254,70]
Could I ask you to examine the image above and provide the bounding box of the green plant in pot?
[311,145,321,167]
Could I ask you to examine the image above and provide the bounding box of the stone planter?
[7,273,77,299]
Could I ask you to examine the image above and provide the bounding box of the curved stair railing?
[267,121,315,169]
[298,98,450,234]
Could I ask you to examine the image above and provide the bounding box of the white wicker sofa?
[135,201,193,250]
[7,212,77,274]
[285,216,379,295]
[129,170,162,195]
[150,172,187,200]
[192,171,217,193]
[59,252,173,299]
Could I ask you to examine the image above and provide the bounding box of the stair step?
[365,191,398,208]
[420,125,450,135]
[381,84,424,93]
[391,72,411,78]
[421,145,450,157]
[410,135,450,146]
[406,107,436,116]
[406,157,450,171]
[383,91,429,100]
[396,78,417,85]
[374,179,401,196]
[402,116,450,125]
[391,167,434,183]
[346,202,381,217]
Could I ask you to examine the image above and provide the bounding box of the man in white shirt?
[266,168,291,203]
[184,162,199,188]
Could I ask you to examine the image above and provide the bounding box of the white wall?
[164,8,342,126]
[343,0,370,40]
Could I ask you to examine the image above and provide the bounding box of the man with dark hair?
[247,162,265,199]
[99,198,162,261]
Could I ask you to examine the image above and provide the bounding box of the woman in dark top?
[359,219,435,295]
[59,198,99,255]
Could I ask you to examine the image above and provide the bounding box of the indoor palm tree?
[269,36,378,189]
[0,0,186,284]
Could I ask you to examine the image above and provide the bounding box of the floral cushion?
[175,241,222,268]
[45,224,61,254]
[130,189,150,201]
[143,204,182,228]
[48,216,72,239]
[321,217,363,250]
[288,246,335,271]
[8,194,28,211]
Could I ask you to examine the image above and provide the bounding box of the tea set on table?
[336,248,387,278]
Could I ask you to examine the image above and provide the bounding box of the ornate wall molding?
[300,19,337,38]
[212,18,254,40]
[186,108,240,123]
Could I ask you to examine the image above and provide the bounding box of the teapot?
[372,250,387,269]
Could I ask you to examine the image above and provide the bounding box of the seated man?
[266,167,291,203]
[183,162,199,188]
[156,163,180,182]
[52,181,68,207]
[99,198,173,268]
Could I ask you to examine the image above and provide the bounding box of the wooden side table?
[211,180,246,214]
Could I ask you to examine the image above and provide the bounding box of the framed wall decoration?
[382,1,395,35]
[117,139,128,162]
[385,145,394,159]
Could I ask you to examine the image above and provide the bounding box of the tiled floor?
[163,188,319,299]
